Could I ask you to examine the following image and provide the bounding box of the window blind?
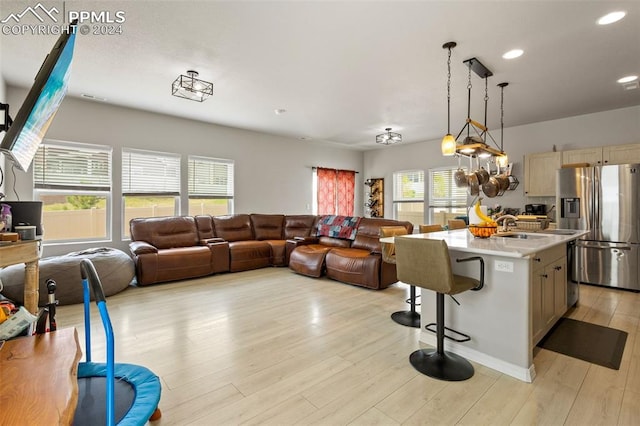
[34,141,111,191]
[429,167,467,207]
[393,170,425,201]
[188,156,234,198]
[122,148,180,195]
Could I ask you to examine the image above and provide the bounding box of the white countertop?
[382,229,589,258]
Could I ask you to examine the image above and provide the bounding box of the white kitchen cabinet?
[524,151,562,197]
[531,245,567,345]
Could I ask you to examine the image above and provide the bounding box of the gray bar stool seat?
[395,236,484,381]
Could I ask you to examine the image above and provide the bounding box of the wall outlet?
[495,260,514,273]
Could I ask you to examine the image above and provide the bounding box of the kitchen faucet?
[496,215,518,232]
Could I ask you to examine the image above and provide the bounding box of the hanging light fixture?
[441,41,457,156]
[172,70,213,102]
[376,127,402,145]
[496,82,509,168]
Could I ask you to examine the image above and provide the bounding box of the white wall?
[364,105,640,221]
[5,86,364,256]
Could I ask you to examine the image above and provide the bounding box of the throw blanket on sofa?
[316,215,362,240]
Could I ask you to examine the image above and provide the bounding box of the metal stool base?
[391,310,421,328]
[409,348,474,381]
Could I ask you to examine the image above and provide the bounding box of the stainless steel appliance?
[557,165,640,292]
[525,203,547,215]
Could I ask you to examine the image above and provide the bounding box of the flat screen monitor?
[0,20,77,172]
[2,201,43,235]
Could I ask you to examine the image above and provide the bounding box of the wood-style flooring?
[55,268,640,425]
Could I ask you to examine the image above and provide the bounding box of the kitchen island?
[384,228,588,382]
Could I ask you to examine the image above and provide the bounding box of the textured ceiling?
[1,0,639,150]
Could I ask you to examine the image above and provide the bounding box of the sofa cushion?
[228,240,271,272]
[194,215,216,240]
[325,247,381,289]
[352,218,413,252]
[130,216,199,249]
[289,244,332,277]
[284,215,317,239]
[213,214,254,242]
[251,214,284,240]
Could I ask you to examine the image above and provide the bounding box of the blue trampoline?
[73,259,162,426]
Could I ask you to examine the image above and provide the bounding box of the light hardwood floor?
[55,268,640,425]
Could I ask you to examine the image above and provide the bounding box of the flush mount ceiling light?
[172,70,213,102]
[597,11,626,25]
[502,49,523,59]
[376,127,402,145]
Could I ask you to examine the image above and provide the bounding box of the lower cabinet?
[531,246,568,345]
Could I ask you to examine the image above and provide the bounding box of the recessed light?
[502,49,523,59]
[617,75,638,84]
[597,11,626,25]
[274,108,287,115]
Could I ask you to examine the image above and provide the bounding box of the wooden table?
[0,328,82,425]
[0,240,41,314]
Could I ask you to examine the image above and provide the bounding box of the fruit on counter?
[474,201,497,226]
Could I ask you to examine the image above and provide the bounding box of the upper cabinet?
[604,144,640,165]
[562,147,603,165]
[526,143,640,197]
[524,151,562,197]
[562,144,640,166]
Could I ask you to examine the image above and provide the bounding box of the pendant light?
[441,42,457,156]
[496,82,509,168]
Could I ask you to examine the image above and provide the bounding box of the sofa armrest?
[199,237,226,245]
[129,241,158,255]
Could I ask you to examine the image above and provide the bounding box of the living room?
[1,1,639,424]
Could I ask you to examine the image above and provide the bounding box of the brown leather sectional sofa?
[129,213,412,289]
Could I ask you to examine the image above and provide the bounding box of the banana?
[474,201,496,225]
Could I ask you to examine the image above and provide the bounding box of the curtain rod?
[310,166,359,174]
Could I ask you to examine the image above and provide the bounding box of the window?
[33,140,112,243]
[428,166,468,226]
[122,148,180,237]
[188,156,234,216]
[393,170,424,227]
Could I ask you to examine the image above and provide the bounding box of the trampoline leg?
[149,408,162,421]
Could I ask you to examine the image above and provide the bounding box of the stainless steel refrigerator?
[557,164,640,293]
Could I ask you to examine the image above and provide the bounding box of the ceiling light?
[597,11,626,25]
[274,109,287,115]
[502,49,523,59]
[617,75,638,84]
[376,128,402,145]
[172,70,213,102]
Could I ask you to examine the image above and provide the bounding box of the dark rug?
[538,318,628,370]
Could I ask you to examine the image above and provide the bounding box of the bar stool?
[379,226,419,328]
[447,219,467,230]
[395,236,484,381]
[419,224,443,233]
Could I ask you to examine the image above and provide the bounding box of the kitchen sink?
[493,232,548,240]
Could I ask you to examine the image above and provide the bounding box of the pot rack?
[451,56,506,161]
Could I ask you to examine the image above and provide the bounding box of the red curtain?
[336,170,355,215]
[316,167,355,215]
[317,167,336,215]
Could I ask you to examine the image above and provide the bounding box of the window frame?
[33,139,113,244]
[392,169,425,227]
[428,165,469,225]
[187,155,234,216]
